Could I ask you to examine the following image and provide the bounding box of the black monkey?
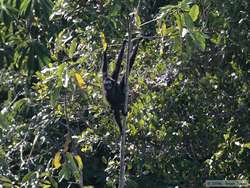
[102,39,140,133]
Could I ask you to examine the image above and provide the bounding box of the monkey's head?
[104,78,115,90]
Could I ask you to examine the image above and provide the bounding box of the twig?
[27,133,39,164]
[79,170,84,188]
[139,17,159,27]
[137,0,141,11]
[140,35,162,40]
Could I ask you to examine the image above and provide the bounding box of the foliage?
[0,0,250,187]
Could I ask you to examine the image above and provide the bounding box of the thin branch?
[118,16,133,188]
[140,35,162,40]
[64,92,70,125]
[27,133,39,164]
[137,0,141,12]
[139,17,159,27]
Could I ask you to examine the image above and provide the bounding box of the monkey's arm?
[111,40,126,81]
[128,39,140,73]
[120,39,140,87]
[102,50,108,79]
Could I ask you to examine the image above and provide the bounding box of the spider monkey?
[102,39,140,133]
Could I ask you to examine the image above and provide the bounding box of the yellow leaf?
[100,32,107,50]
[175,13,183,32]
[75,73,85,89]
[161,22,167,36]
[243,143,250,149]
[134,11,141,28]
[52,152,62,169]
[74,155,83,170]
[160,46,164,56]
[189,4,199,22]
[63,133,72,152]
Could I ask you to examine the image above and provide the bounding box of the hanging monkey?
[102,39,140,133]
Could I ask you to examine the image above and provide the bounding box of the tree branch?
[118,16,133,188]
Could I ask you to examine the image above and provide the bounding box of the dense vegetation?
[0,0,250,187]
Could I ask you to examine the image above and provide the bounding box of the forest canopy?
[0,0,250,187]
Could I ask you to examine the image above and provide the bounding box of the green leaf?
[56,64,66,87]
[12,98,29,112]
[0,3,18,25]
[22,171,35,183]
[183,13,194,30]
[139,119,145,126]
[128,124,137,136]
[66,152,80,181]
[2,183,12,188]
[223,133,229,141]
[210,33,221,44]
[59,163,71,181]
[214,150,223,160]
[189,4,199,21]
[50,88,60,106]
[0,113,9,128]
[48,177,58,188]
[178,0,190,11]
[175,13,183,32]
[0,176,12,184]
[69,38,77,58]
[243,143,250,149]
[37,45,51,66]
[20,0,32,16]
[191,31,206,51]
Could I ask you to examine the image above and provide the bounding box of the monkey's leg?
[113,109,123,133]
[111,40,127,81]
[121,107,127,116]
